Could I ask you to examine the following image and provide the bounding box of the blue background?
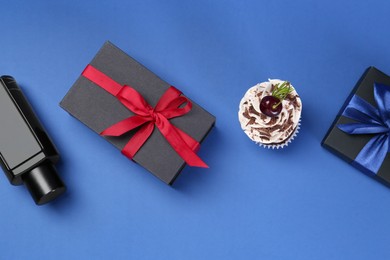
[1,1,390,259]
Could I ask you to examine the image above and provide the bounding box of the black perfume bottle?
[0,76,66,205]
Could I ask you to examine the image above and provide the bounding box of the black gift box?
[60,42,215,184]
[322,67,390,185]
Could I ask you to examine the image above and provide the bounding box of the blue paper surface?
[1,1,390,259]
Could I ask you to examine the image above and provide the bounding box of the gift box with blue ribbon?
[322,67,390,186]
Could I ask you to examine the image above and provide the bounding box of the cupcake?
[238,79,302,148]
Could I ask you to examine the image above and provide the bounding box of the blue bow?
[338,83,390,175]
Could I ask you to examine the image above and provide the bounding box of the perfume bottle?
[0,76,66,205]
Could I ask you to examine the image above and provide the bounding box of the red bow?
[82,65,208,168]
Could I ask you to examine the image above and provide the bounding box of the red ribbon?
[81,65,208,168]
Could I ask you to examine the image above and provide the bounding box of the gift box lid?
[60,41,216,184]
[322,66,390,185]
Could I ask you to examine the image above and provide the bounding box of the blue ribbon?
[338,83,390,175]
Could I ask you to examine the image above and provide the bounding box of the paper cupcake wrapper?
[256,119,301,149]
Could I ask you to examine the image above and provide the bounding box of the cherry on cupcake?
[259,81,292,117]
[260,96,282,117]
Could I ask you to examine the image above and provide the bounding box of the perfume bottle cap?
[22,162,66,205]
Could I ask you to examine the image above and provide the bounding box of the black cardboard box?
[322,67,390,185]
[60,42,215,184]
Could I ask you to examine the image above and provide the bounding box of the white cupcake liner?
[256,119,301,149]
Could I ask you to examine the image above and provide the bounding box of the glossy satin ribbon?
[82,65,208,168]
[338,83,390,175]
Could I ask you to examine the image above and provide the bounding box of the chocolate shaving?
[261,136,270,141]
[242,108,251,119]
[285,94,296,101]
[269,117,277,124]
[266,124,284,133]
[254,129,270,139]
[248,105,261,116]
[246,117,256,126]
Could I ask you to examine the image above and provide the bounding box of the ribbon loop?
[117,86,153,117]
[338,83,390,174]
[342,96,382,125]
[82,65,208,168]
